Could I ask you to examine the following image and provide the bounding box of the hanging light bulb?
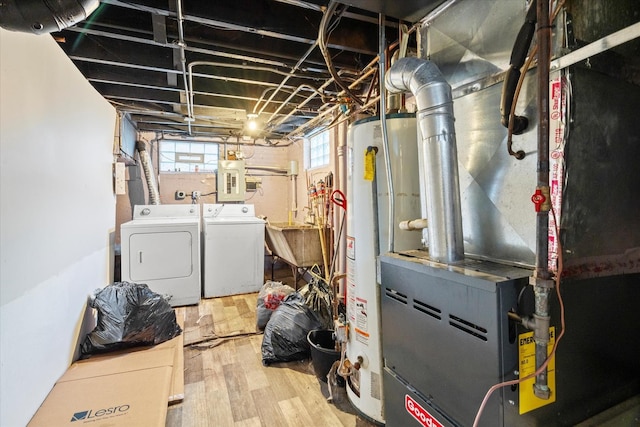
[246,113,259,131]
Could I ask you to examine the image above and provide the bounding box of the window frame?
[304,130,330,170]
[158,140,219,173]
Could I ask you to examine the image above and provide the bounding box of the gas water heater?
[345,113,422,424]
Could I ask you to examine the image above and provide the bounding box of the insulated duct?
[0,0,99,34]
[136,141,161,205]
[386,57,464,263]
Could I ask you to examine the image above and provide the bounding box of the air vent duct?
[0,0,99,34]
[386,57,464,263]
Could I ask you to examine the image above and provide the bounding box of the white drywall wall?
[0,29,116,426]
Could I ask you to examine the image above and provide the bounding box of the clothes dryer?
[203,204,265,297]
[120,204,201,306]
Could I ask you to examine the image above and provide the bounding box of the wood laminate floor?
[166,267,377,427]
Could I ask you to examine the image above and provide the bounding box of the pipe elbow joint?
[386,57,447,95]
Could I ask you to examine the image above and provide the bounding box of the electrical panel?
[217,160,246,201]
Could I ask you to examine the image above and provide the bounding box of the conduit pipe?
[284,35,409,138]
[187,61,318,124]
[176,0,192,135]
[379,12,395,253]
[273,67,377,134]
[265,84,324,124]
[255,42,319,116]
[386,57,464,263]
[289,160,299,219]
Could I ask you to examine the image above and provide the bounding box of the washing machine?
[120,204,201,306]
[202,203,265,298]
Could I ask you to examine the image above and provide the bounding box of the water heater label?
[346,240,356,323]
[354,297,369,345]
[518,327,556,414]
[346,236,355,260]
[405,395,444,427]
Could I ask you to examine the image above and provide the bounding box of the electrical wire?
[507,0,567,156]
[472,204,566,427]
[318,2,364,107]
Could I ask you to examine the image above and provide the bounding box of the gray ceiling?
[48,0,447,141]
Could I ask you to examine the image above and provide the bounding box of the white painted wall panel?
[0,29,116,427]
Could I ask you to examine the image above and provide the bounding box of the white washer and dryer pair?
[120,204,201,306]
[202,204,265,298]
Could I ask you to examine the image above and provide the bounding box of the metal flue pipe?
[386,57,464,263]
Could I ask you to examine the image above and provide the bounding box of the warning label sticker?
[354,297,369,345]
[518,327,556,414]
[346,237,356,323]
[346,236,355,260]
[347,257,356,323]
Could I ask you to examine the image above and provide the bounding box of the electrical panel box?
[217,160,246,201]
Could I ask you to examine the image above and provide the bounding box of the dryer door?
[127,231,193,281]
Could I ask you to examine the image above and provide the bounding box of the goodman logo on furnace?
[70,404,130,422]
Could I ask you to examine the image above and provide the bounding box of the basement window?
[159,140,218,173]
[304,130,330,169]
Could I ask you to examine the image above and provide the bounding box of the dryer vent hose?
[136,141,160,205]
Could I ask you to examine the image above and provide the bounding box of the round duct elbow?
[0,0,99,34]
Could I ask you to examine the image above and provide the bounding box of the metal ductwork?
[386,57,464,263]
[0,0,99,34]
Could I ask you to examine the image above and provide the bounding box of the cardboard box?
[28,348,174,427]
[160,308,185,403]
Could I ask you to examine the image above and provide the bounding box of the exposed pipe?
[291,175,298,217]
[256,42,319,117]
[319,2,364,107]
[175,0,192,135]
[136,141,161,205]
[187,61,319,124]
[283,36,408,138]
[274,67,378,134]
[387,24,410,113]
[0,0,99,34]
[246,165,288,173]
[386,57,464,263]
[399,218,428,231]
[335,120,348,298]
[265,84,324,123]
[378,12,395,253]
[532,0,553,400]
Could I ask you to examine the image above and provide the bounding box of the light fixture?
[246,113,259,131]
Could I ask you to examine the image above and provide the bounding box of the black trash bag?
[261,293,323,365]
[81,281,182,356]
[298,277,334,330]
[256,281,296,331]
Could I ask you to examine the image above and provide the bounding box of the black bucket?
[307,329,340,383]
